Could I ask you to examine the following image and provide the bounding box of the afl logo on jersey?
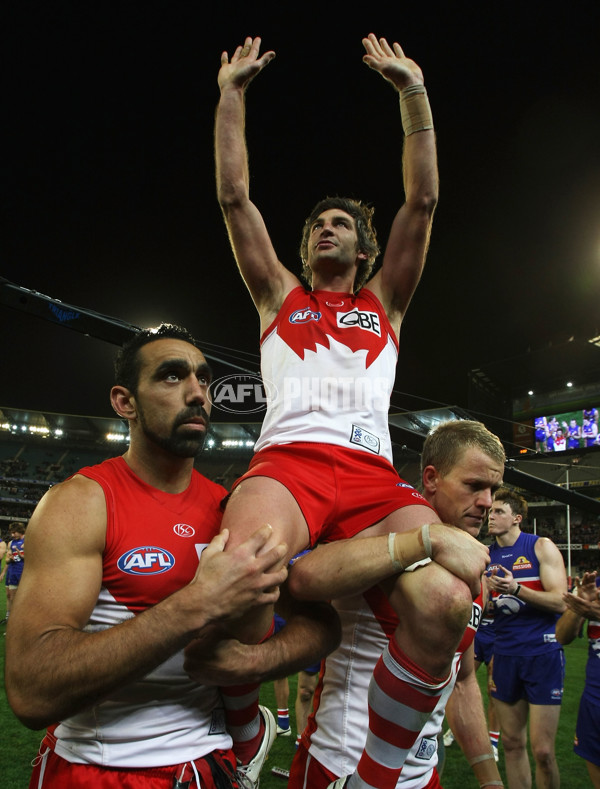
[173,523,195,538]
[117,547,176,575]
[289,308,322,324]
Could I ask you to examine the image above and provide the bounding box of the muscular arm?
[215,36,297,321]
[5,475,287,729]
[287,517,490,601]
[446,644,503,787]
[488,537,567,614]
[362,35,438,326]
[183,586,341,685]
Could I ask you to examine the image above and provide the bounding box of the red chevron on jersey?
[264,287,398,369]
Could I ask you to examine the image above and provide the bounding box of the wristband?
[480,783,504,788]
[513,583,522,597]
[388,532,404,572]
[399,84,434,136]
[389,525,433,573]
[469,754,495,767]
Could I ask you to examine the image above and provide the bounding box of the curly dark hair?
[299,197,380,293]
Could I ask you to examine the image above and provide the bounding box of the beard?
[138,405,211,458]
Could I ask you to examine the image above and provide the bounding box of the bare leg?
[586,760,600,789]
[295,669,318,737]
[349,545,474,788]
[218,477,309,764]
[493,697,532,789]
[221,476,310,643]
[529,703,561,789]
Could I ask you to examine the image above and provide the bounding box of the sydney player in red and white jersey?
[210,32,493,788]
[5,324,336,789]
[187,421,505,788]
[287,420,505,789]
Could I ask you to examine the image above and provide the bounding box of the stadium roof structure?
[2,277,600,515]
[469,337,600,406]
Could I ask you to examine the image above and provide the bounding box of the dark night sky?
[2,1,600,420]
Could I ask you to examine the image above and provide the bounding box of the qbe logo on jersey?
[337,308,381,336]
[118,546,176,575]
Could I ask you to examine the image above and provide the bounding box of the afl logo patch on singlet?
[289,309,322,324]
[117,547,176,575]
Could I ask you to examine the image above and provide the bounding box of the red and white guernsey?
[256,287,399,463]
[302,583,483,788]
[53,456,231,768]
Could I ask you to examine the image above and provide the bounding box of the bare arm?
[287,518,490,602]
[215,36,298,322]
[183,586,341,685]
[0,539,8,581]
[445,644,503,787]
[487,537,567,614]
[556,572,599,645]
[5,475,287,729]
[362,34,438,327]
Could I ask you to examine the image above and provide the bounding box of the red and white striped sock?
[348,637,452,789]
[220,682,263,763]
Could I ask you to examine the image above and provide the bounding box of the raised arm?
[5,476,287,730]
[362,34,438,328]
[215,36,298,323]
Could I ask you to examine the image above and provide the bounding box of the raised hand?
[218,36,275,93]
[362,33,424,91]
[563,571,600,620]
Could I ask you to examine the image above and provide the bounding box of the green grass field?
[0,596,593,788]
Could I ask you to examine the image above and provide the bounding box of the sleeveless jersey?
[582,578,600,705]
[53,456,232,768]
[255,287,399,463]
[5,536,25,584]
[567,425,580,449]
[583,421,598,446]
[488,531,561,657]
[583,619,600,705]
[299,583,483,788]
